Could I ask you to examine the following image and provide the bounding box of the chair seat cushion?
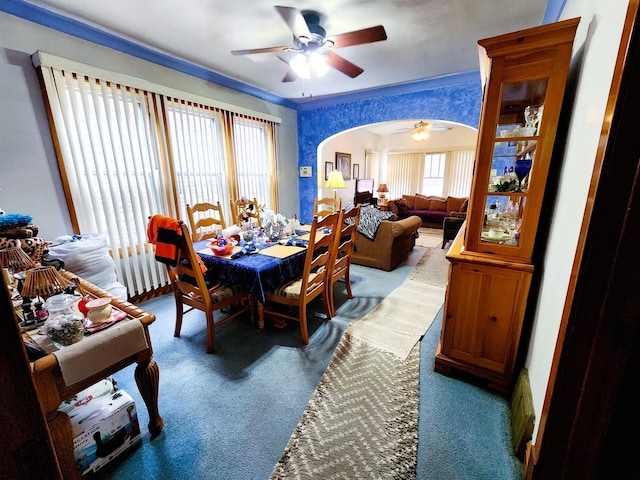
[272,272,320,299]
[209,283,245,303]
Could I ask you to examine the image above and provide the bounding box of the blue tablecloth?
[195,240,307,303]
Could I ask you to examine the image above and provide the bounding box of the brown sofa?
[388,194,468,228]
[351,215,422,271]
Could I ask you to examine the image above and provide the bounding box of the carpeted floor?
[95,237,522,480]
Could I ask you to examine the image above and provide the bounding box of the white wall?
[0,12,298,239]
[318,128,380,208]
[525,0,630,439]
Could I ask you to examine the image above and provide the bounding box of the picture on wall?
[353,163,360,180]
[325,161,333,181]
[335,152,351,181]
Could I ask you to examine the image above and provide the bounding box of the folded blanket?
[147,215,182,266]
[348,207,395,241]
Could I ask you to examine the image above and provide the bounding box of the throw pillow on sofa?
[394,197,409,215]
[446,196,467,212]
[402,195,415,209]
[414,195,431,210]
[429,198,448,211]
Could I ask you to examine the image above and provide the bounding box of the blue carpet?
[417,313,523,479]
[93,247,522,479]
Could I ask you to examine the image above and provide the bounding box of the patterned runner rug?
[270,248,447,479]
[270,333,419,480]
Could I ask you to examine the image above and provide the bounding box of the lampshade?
[0,245,35,274]
[411,121,432,141]
[21,265,70,299]
[325,170,346,189]
[290,52,330,79]
[377,183,390,203]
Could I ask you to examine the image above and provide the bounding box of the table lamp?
[377,184,389,205]
[21,265,70,300]
[325,170,346,200]
[0,245,35,287]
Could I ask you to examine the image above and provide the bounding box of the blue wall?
[297,77,483,223]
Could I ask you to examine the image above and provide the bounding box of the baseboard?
[510,368,535,459]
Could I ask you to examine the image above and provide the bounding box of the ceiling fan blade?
[282,70,297,82]
[277,56,297,82]
[231,45,290,56]
[275,6,312,40]
[326,52,364,78]
[329,25,388,49]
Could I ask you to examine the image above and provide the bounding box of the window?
[232,116,274,211]
[165,100,229,221]
[37,54,279,298]
[422,153,446,195]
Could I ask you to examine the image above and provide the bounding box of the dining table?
[195,232,312,323]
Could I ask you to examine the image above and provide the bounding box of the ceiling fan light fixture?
[290,51,329,78]
[411,121,432,141]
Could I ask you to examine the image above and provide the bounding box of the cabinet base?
[434,342,513,396]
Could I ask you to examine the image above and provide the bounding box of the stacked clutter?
[57,378,141,476]
[0,213,47,264]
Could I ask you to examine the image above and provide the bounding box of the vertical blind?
[387,149,475,198]
[387,152,425,197]
[444,149,474,197]
[36,54,279,298]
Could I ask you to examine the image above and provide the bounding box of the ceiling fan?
[230,6,387,81]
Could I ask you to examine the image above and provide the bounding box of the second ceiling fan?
[231,6,387,81]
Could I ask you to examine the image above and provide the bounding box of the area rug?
[270,248,447,479]
[270,333,420,480]
[348,279,444,359]
[406,246,450,289]
[415,227,443,248]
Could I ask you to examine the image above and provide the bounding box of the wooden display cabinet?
[435,18,579,394]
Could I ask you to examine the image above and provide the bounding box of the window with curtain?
[36,53,279,298]
[443,149,474,197]
[165,99,229,221]
[386,152,424,197]
[422,153,446,195]
[231,114,275,211]
[387,148,474,199]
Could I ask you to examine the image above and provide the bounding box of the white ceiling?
[24,0,549,104]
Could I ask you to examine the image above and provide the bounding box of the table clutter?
[195,223,316,305]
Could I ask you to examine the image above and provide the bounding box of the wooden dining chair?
[230,197,262,227]
[327,205,361,316]
[163,221,252,353]
[258,211,340,345]
[313,197,341,218]
[186,202,226,242]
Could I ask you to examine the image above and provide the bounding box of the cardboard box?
[68,389,141,476]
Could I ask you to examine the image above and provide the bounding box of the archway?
[296,79,483,223]
[315,119,478,212]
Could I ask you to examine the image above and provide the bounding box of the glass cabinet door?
[479,78,548,250]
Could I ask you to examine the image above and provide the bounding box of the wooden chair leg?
[299,305,309,346]
[174,296,184,338]
[344,269,354,300]
[322,291,333,320]
[327,282,336,318]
